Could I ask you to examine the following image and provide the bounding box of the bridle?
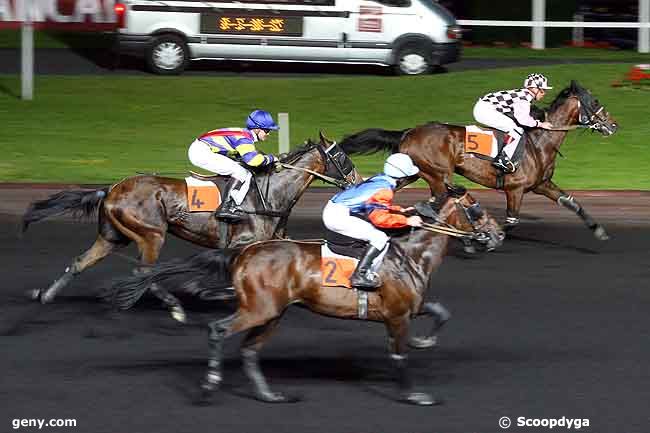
[279,142,357,189]
[418,193,490,242]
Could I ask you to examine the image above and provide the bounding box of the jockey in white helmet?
[322,153,422,290]
[472,73,554,173]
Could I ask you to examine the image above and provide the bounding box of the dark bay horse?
[111,185,503,405]
[21,133,361,321]
[340,81,619,240]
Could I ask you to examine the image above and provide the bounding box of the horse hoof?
[408,336,439,349]
[194,387,216,406]
[171,306,187,323]
[401,392,440,406]
[594,226,610,241]
[257,392,301,403]
[27,289,42,301]
[39,290,55,304]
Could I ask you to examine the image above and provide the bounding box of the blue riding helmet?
[246,110,280,131]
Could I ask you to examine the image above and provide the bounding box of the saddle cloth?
[185,176,222,212]
[464,125,526,164]
[321,244,358,288]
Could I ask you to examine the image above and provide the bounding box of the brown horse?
[340,81,618,240]
[21,133,361,321]
[111,185,503,405]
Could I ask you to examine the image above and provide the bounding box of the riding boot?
[350,245,383,290]
[215,179,245,221]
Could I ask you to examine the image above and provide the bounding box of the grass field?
[1,63,649,189]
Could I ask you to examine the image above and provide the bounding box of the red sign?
[0,0,116,30]
[357,5,382,33]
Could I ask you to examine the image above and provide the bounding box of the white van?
[115,0,461,75]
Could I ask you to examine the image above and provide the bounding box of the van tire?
[393,44,435,76]
[146,34,189,75]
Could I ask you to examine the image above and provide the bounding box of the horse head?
[318,131,364,187]
[552,81,618,136]
[426,184,504,251]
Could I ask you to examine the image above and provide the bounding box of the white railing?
[456,0,650,53]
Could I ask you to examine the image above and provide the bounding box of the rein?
[279,162,348,189]
[419,222,475,239]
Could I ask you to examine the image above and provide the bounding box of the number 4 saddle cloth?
[320,230,367,288]
[464,125,526,164]
[185,176,222,212]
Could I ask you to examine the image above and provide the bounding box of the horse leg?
[533,180,609,240]
[33,235,116,303]
[385,315,438,406]
[408,302,452,350]
[504,187,524,230]
[241,317,298,403]
[419,171,448,198]
[135,233,187,323]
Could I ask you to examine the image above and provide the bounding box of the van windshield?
[418,1,456,24]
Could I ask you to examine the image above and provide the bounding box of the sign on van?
[0,0,116,30]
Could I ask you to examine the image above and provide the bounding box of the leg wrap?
[558,195,580,213]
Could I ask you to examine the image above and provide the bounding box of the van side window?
[369,0,412,7]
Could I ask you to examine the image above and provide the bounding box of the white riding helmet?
[524,73,553,90]
[383,153,419,178]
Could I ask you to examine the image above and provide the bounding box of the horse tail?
[109,249,240,310]
[339,128,407,155]
[21,187,110,234]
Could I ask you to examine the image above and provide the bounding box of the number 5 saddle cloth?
[464,125,526,164]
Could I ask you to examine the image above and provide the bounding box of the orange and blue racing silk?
[198,128,275,167]
[331,174,408,229]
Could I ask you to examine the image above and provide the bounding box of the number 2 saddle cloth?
[184,175,224,212]
[464,125,526,165]
[320,230,368,289]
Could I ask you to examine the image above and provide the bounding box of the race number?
[321,257,357,288]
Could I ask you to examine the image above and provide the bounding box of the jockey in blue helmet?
[187,109,279,221]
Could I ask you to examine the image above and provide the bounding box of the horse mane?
[547,86,575,113]
[280,139,320,163]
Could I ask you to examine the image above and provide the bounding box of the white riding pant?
[322,201,389,270]
[188,139,252,205]
[473,100,523,159]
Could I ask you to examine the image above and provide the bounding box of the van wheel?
[394,45,434,76]
[146,35,189,75]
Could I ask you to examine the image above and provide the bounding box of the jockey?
[322,153,423,290]
[188,110,279,221]
[473,73,555,173]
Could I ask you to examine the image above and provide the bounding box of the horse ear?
[570,80,579,92]
[319,130,332,145]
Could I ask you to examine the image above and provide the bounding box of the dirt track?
[1,186,649,433]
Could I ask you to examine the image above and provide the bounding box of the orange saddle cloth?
[185,177,221,212]
[321,244,359,289]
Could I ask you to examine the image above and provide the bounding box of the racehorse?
[111,185,503,405]
[339,81,618,240]
[21,132,361,321]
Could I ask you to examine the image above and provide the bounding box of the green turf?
[1,63,648,189]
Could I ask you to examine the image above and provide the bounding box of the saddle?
[324,230,368,260]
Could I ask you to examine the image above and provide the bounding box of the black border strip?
[131,5,348,18]
[136,0,335,4]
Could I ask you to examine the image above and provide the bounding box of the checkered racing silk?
[479,88,534,114]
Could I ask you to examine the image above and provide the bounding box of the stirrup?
[492,157,516,174]
[215,202,244,221]
[350,271,381,290]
